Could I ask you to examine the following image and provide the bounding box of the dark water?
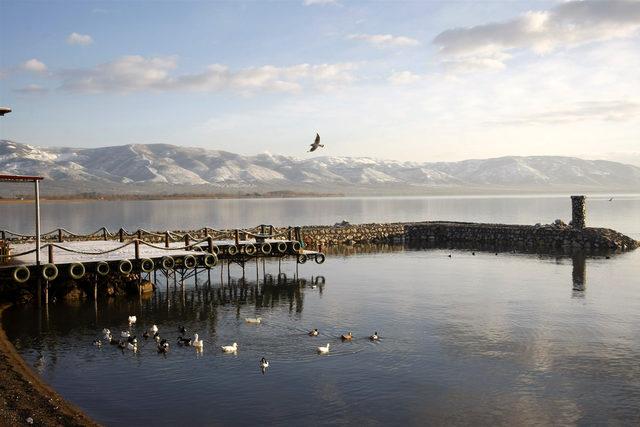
[2,194,639,239]
[2,196,640,425]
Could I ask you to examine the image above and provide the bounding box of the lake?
[2,195,640,425]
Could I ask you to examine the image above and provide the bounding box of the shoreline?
[0,304,98,426]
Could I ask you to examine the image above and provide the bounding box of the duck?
[308,328,319,336]
[317,343,330,354]
[245,317,262,324]
[340,332,353,341]
[93,339,102,347]
[369,331,379,341]
[260,357,269,369]
[177,336,192,347]
[104,332,113,341]
[102,328,111,335]
[221,342,238,353]
[178,326,187,334]
[127,336,138,345]
[143,331,150,340]
[121,331,130,338]
[154,332,161,342]
[127,342,137,352]
[448,254,452,258]
[128,315,137,325]
[149,324,158,334]
[193,333,204,350]
[158,339,170,353]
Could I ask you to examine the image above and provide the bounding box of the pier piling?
[571,195,586,229]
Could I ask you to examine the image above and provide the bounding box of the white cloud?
[58,55,357,94]
[22,58,47,73]
[67,32,94,46]
[303,0,337,5]
[348,33,420,48]
[13,84,48,95]
[434,0,640,70]
[490,100,640,125]
[388,70,422,85]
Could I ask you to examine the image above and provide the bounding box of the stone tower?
[571,195,586,229]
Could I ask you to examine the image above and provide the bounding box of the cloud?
[58,55,357,94]
[489,100,640,125]
[388,70,423,85]
[13,84,48,95]
[303,0,337,5]
[67,32,94,46]
[434,1,640,69]
[348,33,420,48]
[22,58,47,73]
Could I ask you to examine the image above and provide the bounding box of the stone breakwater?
[301,222,639,252]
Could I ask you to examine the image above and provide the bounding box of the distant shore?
[0,304,98,426]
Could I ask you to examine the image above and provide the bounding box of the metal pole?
[35,180,41,265]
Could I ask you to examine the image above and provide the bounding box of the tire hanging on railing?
[244,243,256,256]
[260,242,272,255]
[297,254,308,264]
[291,241,301,253]
[119,259,133,275]
[161,256,175,270]
[140,258,154,273]
[209,244,219,255]
[69,262,85,280]
[13,266,30,283]
[276,241,287,254]
[314,253,326,264]
[203,253,218,268]
[183,255,197,269]
[227,245,238,256]
[96,261,110,276]
[42,263,59,281]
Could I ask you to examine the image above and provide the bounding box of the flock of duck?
[93,315,379,371]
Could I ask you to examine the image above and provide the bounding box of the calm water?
[2,196,640,425]
[1,194,639,239]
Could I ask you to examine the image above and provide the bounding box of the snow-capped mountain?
[2,140,640,192]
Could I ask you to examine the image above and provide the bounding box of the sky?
[0,0,639,163]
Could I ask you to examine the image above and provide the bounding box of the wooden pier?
[0,225,325,285]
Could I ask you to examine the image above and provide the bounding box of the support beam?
[35,180,41,265]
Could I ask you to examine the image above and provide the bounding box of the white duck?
[260,357,269,369]
[121,331,130,338]
[127,342,137,352]
[317,343,330,354]
[128,315,137,325]
[245,317,262,324]
[102,328,111,335]
[193,333,204,350]
[221,342,238,353]
[149,324,158,334]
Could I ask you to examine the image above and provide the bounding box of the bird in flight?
[609,198,613,202]
[309,133,324,152]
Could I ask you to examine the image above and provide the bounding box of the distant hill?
[2,140,640,196]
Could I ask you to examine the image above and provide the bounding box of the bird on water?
[341,332,353,341]
[222,342,238,353]
[309,133,324,152]
[317,343,330,354]
[308,328,319,336]
[369,332,379,341]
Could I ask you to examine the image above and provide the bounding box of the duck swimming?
[308,328,319,336]
[128,315,137,325]
[317,343,330,354]
[127,336,138,345]
[369,332,379,341]
[221,342,238,353]
[121,331,130,338]
[149,324,158,334]
[260,357,269,369]
[158,339,170,353]
[93,339,102,347]
[177,336,192,346]
[193,333,203,350]
[341,332,353,341]
[245,317,262,324]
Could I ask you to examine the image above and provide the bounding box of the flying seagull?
[309,133,324,152]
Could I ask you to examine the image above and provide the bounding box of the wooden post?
[1,230,5,240]
[135,240,140,259]
[48,244,53,263]
[58,228,63,243]
[102,227,107,241]
[184,234,190,249]
[119,228,124,243]
[261,224,266,235]
[137,230,142,240]
[269,225,273,236]
[288,228,293,240]
[207,236,213,253]
[44,281,49,305]
[94,277,98,301]
[204,227,208,237]
[235,230,240,245]
[165,231,170,248]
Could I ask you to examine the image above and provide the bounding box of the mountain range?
[1,140,640,195]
